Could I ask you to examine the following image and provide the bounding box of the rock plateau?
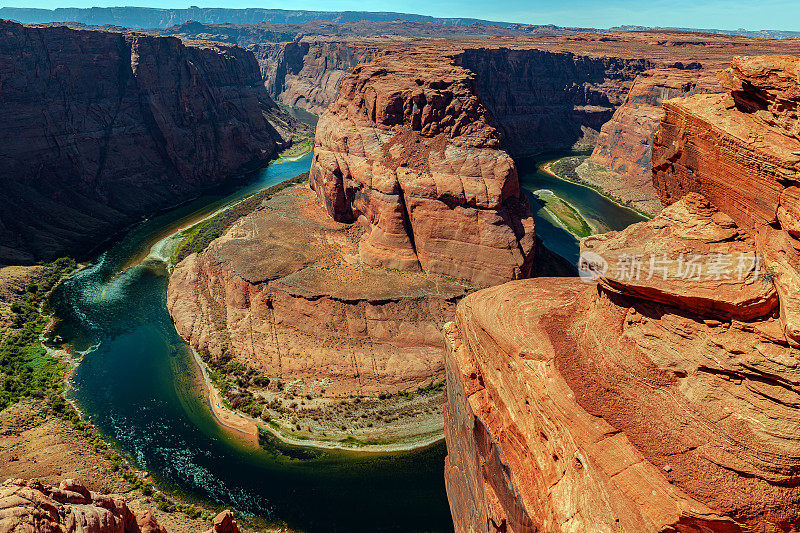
[168,183,471,397]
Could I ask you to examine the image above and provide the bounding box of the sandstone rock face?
[457,48,651,155]
[0,20,293,264]
[168,184,470,397]
[445,277,798,532]
[203,510,238,533]
[582,193,777,320]
[445,55,800,532]
[309,51,537,286]
[653,55,800,345]
[253,41,377,114]
[588,67,719,214]
[0,478,165,533]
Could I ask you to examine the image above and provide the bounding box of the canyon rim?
[1,6,800,533]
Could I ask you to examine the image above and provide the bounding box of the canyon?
[166,29,800,444]
[165,46,539,428]
[444,55,800,531]
[4,11,800,531]
[139,24,800,214]
[0,19,307,265]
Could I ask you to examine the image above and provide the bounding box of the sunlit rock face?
[444,55,800,533]
[308,50,537,286]
[653,54,800,345]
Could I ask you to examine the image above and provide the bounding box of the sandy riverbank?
[188,344,445,453]
[540,158,653,219]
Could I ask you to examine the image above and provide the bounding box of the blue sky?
[5,0,800,31]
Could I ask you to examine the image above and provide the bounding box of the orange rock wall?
[589,67,719,210]
[309,51,536,286]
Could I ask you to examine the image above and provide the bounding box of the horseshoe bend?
[2,7,800,533]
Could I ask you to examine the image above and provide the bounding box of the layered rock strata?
[587,67,719,214]
[168,184,471,397]
[444,55,800,532]
[456,48,651,155]
[0,20,297,264]
[653,54,800,345]
[309,51,537,286]
[252,41,377,114]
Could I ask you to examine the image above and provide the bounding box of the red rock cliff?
[308,50,537,286]
[253,40,378,114]
[444,55,800,532]
[589,67,719,214]
[0,20,292,264]
[653,54,800,345]
[456,48,651,155]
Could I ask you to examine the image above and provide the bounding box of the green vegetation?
[170,172,310,266]
[548,155,653,220]
[0,257,215,520]
[534,189,595,239]
[0,257,76,412]
[550,155,588,182]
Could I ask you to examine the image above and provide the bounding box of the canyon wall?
[0,20,295,265]
[252,41,377,114]
[587,66,718,214]
[444,55,800,532]
[457,48,651,155]
[653,54,800,345]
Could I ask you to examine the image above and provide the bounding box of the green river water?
[48,152,644,532]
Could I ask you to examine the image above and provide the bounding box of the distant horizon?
[1,1,799,32]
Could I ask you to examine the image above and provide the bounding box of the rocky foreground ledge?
[444,55,800,531]
[0,478,238,533]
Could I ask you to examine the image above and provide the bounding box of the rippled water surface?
[49,152,644,532]
[50,154,452,532]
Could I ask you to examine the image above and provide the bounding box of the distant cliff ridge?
[0,19,294,265]
[0,7,516,29]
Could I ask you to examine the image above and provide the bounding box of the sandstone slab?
[582,193,777,320]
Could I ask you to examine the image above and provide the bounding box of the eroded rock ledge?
[309,50,537,286]
[444,55,800,532]
[168,183,470,398]
[653,54,800,345]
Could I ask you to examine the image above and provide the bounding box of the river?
[517,155,646,265]
[48,152,645,532]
